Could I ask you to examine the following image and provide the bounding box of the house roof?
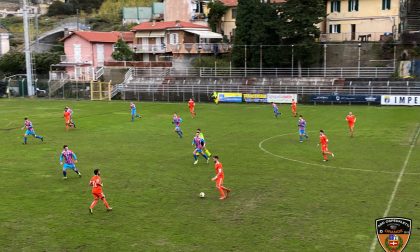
[131,21,208,31]
[62,31,134,43]
[220,0,285,6]
[220,0,237,7]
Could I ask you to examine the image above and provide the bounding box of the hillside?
[98,0,157,22]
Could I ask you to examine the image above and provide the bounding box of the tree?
[0,51,26,77]
[47,1,75,16]
[207,1,228,33]
[276,0,326,71]
[232,0,279,67]
[112,39,134,61]
[34,52,62,74]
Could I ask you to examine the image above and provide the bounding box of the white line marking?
[259,132,420,175]
[368,125,420,252]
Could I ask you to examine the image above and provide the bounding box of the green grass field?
[0,99,419,251]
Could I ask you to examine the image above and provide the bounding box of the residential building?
[323,0,401,41]
[0,27,10,56]
[163,0,209,26]
[122,3,164,25]
[131,21,226,62]
[123,7,153,25]
[51,31,134,82]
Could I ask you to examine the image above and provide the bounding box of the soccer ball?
[199,192,205,198]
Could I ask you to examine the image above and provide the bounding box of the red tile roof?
[112,31,134,42]
[220,0,285,6]
[131,21,208,31]
[62,31,134,43]
[220,0,237,7]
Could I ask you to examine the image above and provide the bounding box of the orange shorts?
[321,145,328,152]
[216,177,224,188]
[292,107,296,112]
[348,123,355,128]
[189,107,194,112]
[92,191,105,199]
[65,119,70,124]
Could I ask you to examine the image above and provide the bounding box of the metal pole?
[260,45,262,77]
[76,9,80,31]
[244,45,247,77]
[23,0,34,96]
[393,44,396,70]
[358,43,361,77]
[291,45,294,78]
[323,43,327,77]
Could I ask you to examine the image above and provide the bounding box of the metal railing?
[130,67,395,78]
[320,32,394,42]
[113,83,420,102]
[131,44,166,53]
[60,55,92,64]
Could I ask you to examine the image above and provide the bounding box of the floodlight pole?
[23,0,34,96]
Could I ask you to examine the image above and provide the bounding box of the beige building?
[0,27,10,56]
[323,0,401,41]
[220,0,237,42]
[163,0,209,27]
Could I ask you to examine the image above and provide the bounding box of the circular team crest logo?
[384,96,391,103]
[376,217,412,252]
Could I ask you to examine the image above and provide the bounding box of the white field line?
[368,124,420,252]
[258,131,420,175]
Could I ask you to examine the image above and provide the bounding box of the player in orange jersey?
[89,169,112,214]
[64,107,72,130]
[318,130,334,162]
[188,98,196,118]
[291,99,297,117]
[211,156,231,200]
[345,112,357,137]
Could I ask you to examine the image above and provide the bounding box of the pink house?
[51,31,134,82]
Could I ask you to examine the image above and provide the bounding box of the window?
[232,8,237,19]
[348,0,358,11]
[329,24,341,33]
[169,33,179,44]
[382,0,391,10]
[331,0,341,13]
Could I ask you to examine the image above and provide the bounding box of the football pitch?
[0,99,419,251]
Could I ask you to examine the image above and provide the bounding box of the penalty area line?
[258,132,416,175]
[368,124,420,252]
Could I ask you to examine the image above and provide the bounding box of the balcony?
[59,55,93,65]
[167,43,231,54]
[131,44,166,54]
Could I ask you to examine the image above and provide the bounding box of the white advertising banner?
[267,94,297,103]
[381,95,420,106]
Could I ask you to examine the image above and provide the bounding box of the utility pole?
[23,0,34,96]
[76,9,80,30]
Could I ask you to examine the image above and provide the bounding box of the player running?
[188,98,196,118]
[298,115,309,142]
[192,132,209,165]
[196,128,211,157]
[130,102,141,122]
[172,113,183,138]
[291,99,297,117]
[272,102,281,118]
[211,156,231,200]
[89,169,112,214]
[63,108,73,130]
[66,106,76,128]
[345,112,357,137]
[60,145,81,179]
[318,130,334,162]
[21,117,43,144]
